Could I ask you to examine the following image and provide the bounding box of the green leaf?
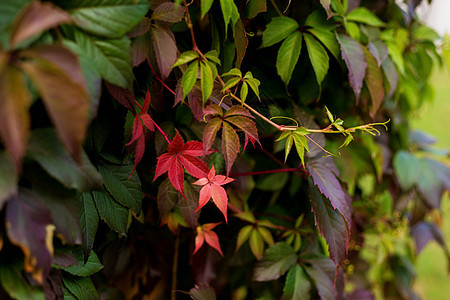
[55,0,150,38]
[246,0,267,19]
[346,7,385,27]
[80,192,99,256]
[236,225,253,251]
[201,0,214,18]
[256,172,289,192]
[393,151,420,191]
[319,0,332,18]
[92,190,128,235]
[306,27,340,61]
[257,226,274,245]
[249,229,264,260]
[151,2,184,23]
[339,134,354,148]
[98,162,142,215]
[151,24,178,80]
[0,152,16,209]
[240,81,248,103]
[222,68,242,77]
[63,250,103,277]
[200,61,214,105]
[284,265,311,300]
[172,51,199,68]
[253,242,297,281]
[67,30,133,90]
[62,274,98,300]
[27,129,103,192]
[245,77,261,100]
[304,33,329,88]
[276,31,302,85]
[204,50,221,65]
[219,0,239,35]
[261,17,299,48]
[284,134,294,162]
[0,0,33,48]
[362,46,384,117]
[182,60,198,99]
[221,76,241,92]
[0,262,45,300]
[292,133,308,167]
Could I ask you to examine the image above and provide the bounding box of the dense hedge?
[0,0,449,299]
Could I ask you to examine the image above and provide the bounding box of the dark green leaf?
[79,192,99,256]
[261,17,299,48]
[92,190,128,235]
[62,274,98,300]
[182,60,198,99]
[0,152,16,209]
[284,265,311,300]
[276,31,302,85]
[98,162,142,215]
[253,242,297,281]
[55,0,150,38]
[63,250,103,277]
[27,129,103,192]
[304,33,329,88]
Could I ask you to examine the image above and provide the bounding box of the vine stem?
[146,57,176,96]
[171,230,180,300]
[153,120,171,144]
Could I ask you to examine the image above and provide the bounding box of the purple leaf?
[131,33,152,67]
[411,222,448,254]
[190,245,221,284]
[337,34,367,103]
[309,180,348,266]
[347,289,375,300]
[151,24,178,80]
[307,157,351,226]
[303,256,337,300]
[105,82,136,114]
[6,189,53,284]
[368,40,388,66]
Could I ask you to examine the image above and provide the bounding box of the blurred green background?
[412,67,450,298]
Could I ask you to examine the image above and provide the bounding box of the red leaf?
[141,90,152,112]
[194,223,223,256]
[193,166,235,222]
[154,131,212,196]
[225,116,259,143]
[140,114,155,131]
[168,156,185,195]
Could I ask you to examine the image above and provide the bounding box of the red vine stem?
[146,57,176,96]
[153,120,171,144]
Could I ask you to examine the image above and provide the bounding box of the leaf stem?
[171,230,180,300]
[146,57,176,96]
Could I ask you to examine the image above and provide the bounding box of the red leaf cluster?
[194,222,223,256]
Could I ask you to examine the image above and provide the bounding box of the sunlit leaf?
[276,31,302,85]
[172,50,199,68]
[346,7,385,27]
[182,60,199,99]
[200,61,214,105]
[261,17,299,48]
[304,33,329,88]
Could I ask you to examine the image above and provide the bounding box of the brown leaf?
[0,64,32,168]
[363,46,385,118]
[151,24,178,80]
[222,122,240,176]
[10,1,71,48]
[6,190,54,284]
[131,32,152,67]
[20,46,89,161]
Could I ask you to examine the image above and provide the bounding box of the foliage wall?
[0,0,449,299]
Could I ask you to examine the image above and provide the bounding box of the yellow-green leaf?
[182,60,198,99]
[200,61,214,105]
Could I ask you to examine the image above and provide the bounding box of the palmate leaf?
[337,34,367,102]
[277,128,310,166]
[219,0,239,36]
[54,0,150,38]
[276,31,302,85]
[0,64,31,168]
[309,180,348,266]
